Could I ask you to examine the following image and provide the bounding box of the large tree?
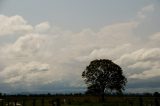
[82,59,127,101]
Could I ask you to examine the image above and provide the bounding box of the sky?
[0,0,160,93]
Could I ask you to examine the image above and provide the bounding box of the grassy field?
[0,95,159,106]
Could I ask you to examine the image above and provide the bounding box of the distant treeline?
[0,92,160,97]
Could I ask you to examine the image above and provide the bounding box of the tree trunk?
[101,91,105,102]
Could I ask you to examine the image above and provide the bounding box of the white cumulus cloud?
[137,4,154,19]
[0,15,33,36]
[35,22,50,33]
[0,61,50,86]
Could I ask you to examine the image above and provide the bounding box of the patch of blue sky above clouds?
[0,0,160,93]
[1,0,159,31]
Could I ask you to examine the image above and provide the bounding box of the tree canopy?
[82,59,127,101]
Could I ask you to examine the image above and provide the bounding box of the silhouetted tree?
[82,59,127,102]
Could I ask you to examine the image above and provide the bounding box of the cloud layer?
[0,4,160,93]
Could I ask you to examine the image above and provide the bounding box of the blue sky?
[1,0,159,31]
[0,0,160,93]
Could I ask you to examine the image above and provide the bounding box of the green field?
[0,95,159,106]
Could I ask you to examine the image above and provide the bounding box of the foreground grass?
[0,95,159,106]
